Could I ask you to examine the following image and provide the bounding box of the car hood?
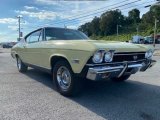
[45,40,153,52]
[87,40,152,52]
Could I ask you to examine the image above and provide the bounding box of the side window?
[29,31,41,43]
[45,28,61,41]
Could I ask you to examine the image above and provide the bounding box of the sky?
[0,0,157,42]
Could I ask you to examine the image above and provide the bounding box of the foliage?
[78,5,160,40]
[128,9,140,24]
[90,32,149,42]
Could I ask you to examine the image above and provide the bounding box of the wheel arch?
[50,54,73,73]
[11,50,19,59]
[15,54,18,58]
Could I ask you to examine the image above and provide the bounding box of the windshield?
[45,28,89,40]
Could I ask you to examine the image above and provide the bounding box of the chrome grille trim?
[114,53,145,56]
[86,59,146,66]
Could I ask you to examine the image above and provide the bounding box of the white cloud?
[15,9,72,20]
[15,10,58,20]
[36,0,95,6]
[0,17,28,27]
[34,0,155,21]
[24,6,38,10]
[35,0,62,6]
[8,26,18,31]
[0,18,17,24]
[66,25,77,29]
[0,32,17,42]
[34,0,112,20]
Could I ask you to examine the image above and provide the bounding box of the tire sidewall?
[17,57,22,71]
[16,56,27,72]
[53,61,76,96]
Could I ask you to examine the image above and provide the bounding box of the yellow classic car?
[11,27,156,96]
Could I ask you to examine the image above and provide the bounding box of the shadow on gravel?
[25,68,55,89]
[25,68,160,120]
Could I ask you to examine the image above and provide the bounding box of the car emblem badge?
[133,55,138,60]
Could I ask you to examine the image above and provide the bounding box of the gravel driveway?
[0,49,160,120]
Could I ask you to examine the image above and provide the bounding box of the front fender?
[11,49,18,59]
[49,50,93,74]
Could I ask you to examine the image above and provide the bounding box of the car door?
[23,29,42,66]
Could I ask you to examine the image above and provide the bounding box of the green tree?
[78,6,159,39]
[150,5,160,20]
[90,16,100,36]
[141,11,154,24]
[141,5,160,32]
[99,9,124,35]
[78,22,92,36]
[128,9,140,24]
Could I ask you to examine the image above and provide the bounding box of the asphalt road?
[0,50,160,120]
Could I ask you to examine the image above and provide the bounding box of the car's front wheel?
[16,56,28,73]
[53,61,82,96]
[111,75,131,82]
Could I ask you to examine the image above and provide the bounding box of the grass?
[90,32,150,42]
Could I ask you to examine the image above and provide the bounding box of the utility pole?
[117,24,119,37]
[154,18,159,47]
[16,16,23,41]
[136,25,139,35]
[117,24,121,40]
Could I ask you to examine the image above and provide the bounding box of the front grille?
[113,52,145,62]
[86,52,146,65]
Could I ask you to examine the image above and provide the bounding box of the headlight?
[92,50,104,63]
[105,51,114,62]
[145,50,153,59]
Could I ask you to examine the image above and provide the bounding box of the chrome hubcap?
[17,58,21,70]
[57,66,71,91]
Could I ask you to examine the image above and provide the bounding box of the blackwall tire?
[53,60,82,96]
[16,56,28,73]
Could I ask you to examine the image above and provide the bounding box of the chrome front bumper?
[86,60,156,81]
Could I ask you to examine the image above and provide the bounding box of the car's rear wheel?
[16,56,28,73]
[111,75,131,82]
[53,61,82,96]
